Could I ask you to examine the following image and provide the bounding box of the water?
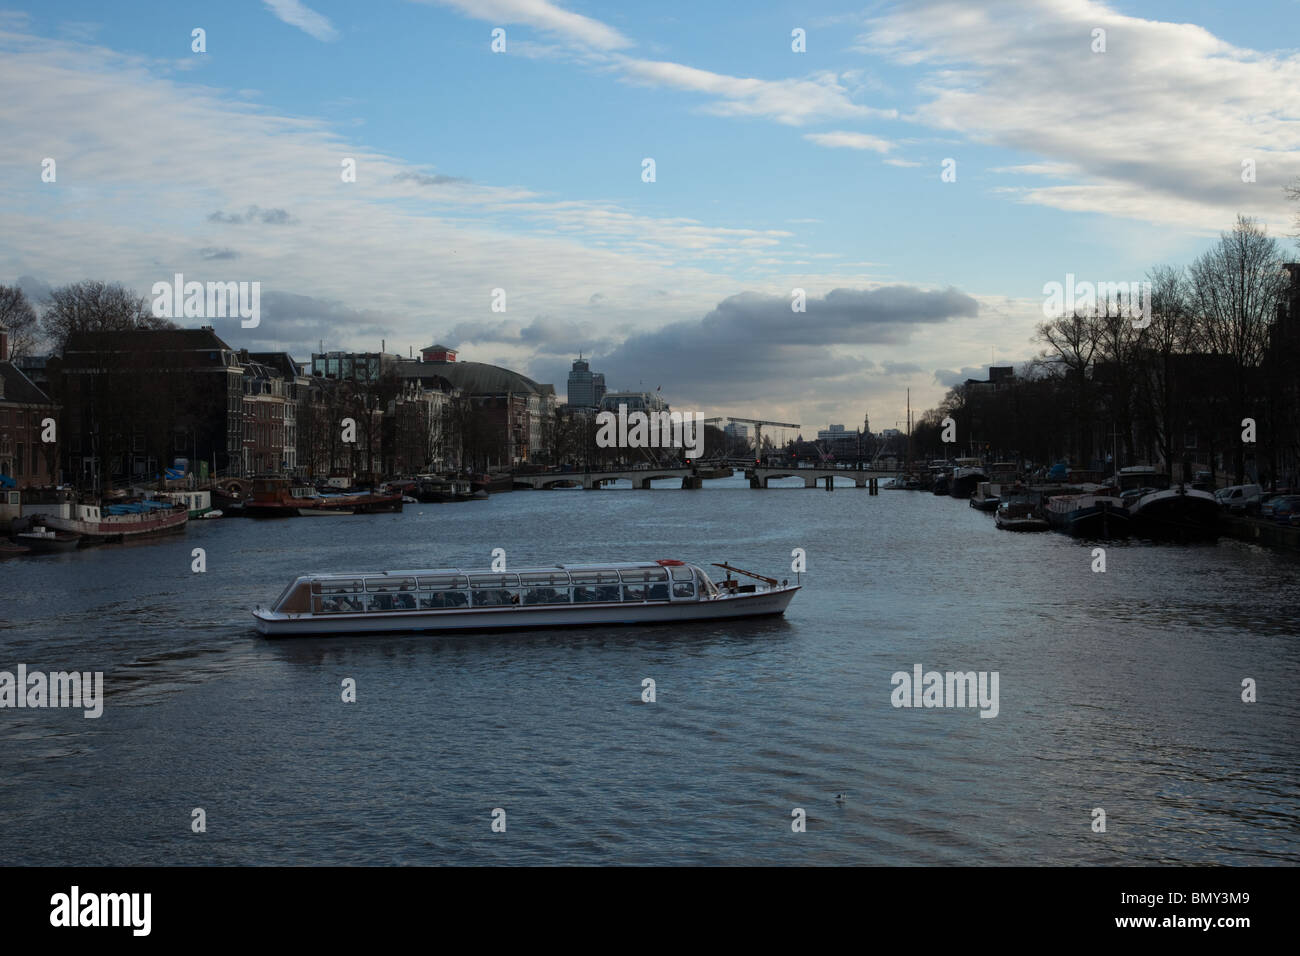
[2,477,1297,865]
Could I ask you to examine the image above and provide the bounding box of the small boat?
[969,481,1000,512]
[13,526,82,552]
[995,497,1048,531]
[401,496,419,504]
[253,559,800,637]
[0,540,32,558]
[198,509,224,519]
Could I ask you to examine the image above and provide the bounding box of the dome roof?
[422,360,545,395]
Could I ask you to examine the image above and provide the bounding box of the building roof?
[0,361,55,405]
[407,358,547,395]
[421,343,456,352]
[65,326,234,354]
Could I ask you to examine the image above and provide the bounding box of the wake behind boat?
[253,559,799,636]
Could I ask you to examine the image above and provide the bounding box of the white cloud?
[421,0,632,50]
[859,0,1300,232]
[804,131,895,153]
[262,0,338,42]
[619,59,894,126]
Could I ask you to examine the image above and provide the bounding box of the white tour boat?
[253,559,799,636]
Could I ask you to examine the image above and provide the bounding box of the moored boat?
[1127,485,1219,540]
[253,559,799,636]
[13,526,82,552]
[949,458,987,499]
[1045,490,1131,538]
[969,481,1000,511]
[27,493,188,542]
[995,496,1049,531]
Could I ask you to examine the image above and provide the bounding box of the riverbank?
[1220,514,1300,552]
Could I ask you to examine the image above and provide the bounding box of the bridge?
[511,464,896,490]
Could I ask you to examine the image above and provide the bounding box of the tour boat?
[253,559,800,636]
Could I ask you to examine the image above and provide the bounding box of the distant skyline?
[2,0,1298,432]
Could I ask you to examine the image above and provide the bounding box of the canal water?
[1,477,1297,865]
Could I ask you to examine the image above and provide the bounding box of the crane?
[703,416,800,462]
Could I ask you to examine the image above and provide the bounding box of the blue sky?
[2,1,1298,432]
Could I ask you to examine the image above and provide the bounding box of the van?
[1215,484,1262,514]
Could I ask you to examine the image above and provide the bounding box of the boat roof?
[296,561,694,580]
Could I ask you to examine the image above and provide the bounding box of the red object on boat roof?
[656,559,685,566]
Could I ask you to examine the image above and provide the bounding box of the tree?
[41,280,176,355]
[1188,215,1286,482]
[0,285,40,360]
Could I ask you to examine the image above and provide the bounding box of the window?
[524,586,571,605]
[672,582,696,598]
[14,443,22,476]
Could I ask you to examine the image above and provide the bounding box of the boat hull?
[254,586,799,637]
[41,508,188,541]
[1129,488,1219,540]
[1046,498,1132,538]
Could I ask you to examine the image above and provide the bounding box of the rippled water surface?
[2,478,1297,865]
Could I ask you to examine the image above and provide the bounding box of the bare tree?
[1188,215,1286,482]
[41,280,176,355]
[0,285,40,360]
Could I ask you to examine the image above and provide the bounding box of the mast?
[906,388,912,472]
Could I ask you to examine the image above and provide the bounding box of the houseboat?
[160,489,215,518]
[995,495,1049,532]
[1115,466,1218,540]
[253,559,799,636]
[1045,489,1131,538]
[24,490,188,542]
[242,477,324,518]
[949,458,987,499]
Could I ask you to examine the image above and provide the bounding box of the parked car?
[1215,484,1262,514]
[1260,495,1300,520]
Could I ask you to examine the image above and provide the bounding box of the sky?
[1,0,1298,436]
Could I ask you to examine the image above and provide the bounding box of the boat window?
[418,574,468,590]
[365,576,417,592]
[573,585,620,603]
[473,588,518,607]
[672,582,696,599]
[420,591,468,609]
[273,579,312,612]
[568,570,620,585]
[670,566,694,581]
[620,568,668,582]
[469,573,520,588]
[316,578,364,595]
[647,583,670,600]
[316,594,363,613]
[519,572,571,586]
[622,583,647,602]
[524,586,571,605]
